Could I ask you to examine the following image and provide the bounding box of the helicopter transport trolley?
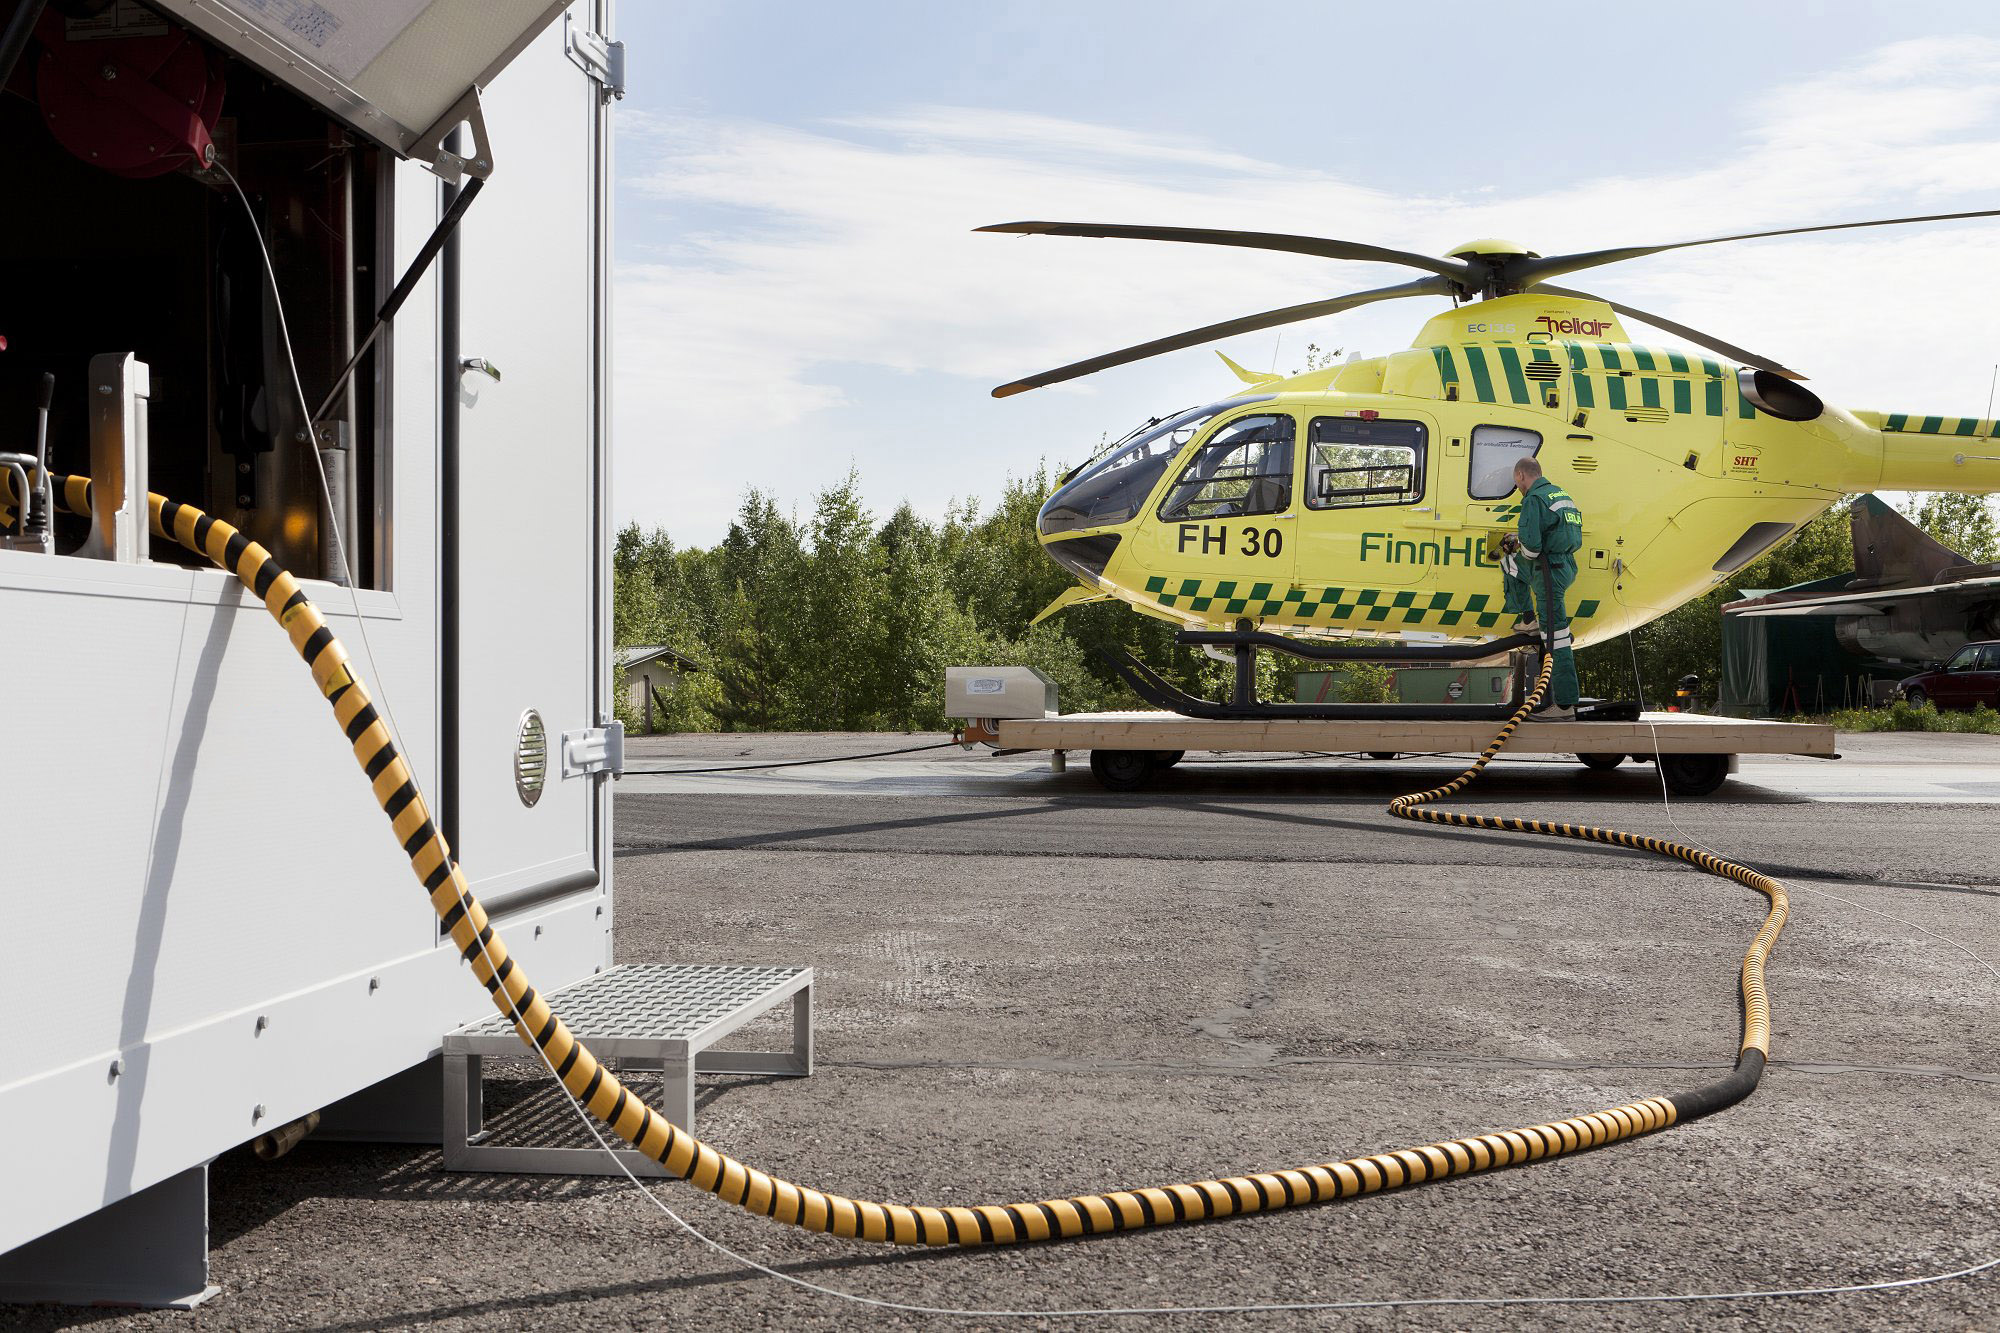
[948,665,1837,794]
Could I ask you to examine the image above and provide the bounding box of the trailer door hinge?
[561,721,625,780]
[564,14,626,101]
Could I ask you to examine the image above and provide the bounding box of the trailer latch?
[561,721,625,780]
[563,14,626,102]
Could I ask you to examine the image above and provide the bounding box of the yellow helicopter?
[983,216,2000,672]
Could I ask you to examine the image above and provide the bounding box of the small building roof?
[617,644,702,673]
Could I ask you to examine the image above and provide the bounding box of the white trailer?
[0,0,621,1306]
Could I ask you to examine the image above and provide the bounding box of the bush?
[1821,701,2000,734]
[1336,662,1395,704]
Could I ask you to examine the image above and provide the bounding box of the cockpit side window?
[1038,397,1266,537]
[1468,425,1542,499]
[1306,417,1426,509]
[1158,413,1296,521]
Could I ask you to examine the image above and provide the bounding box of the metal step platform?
[442,963,812,1177]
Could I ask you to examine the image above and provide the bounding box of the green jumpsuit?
[1500,476,1584,709]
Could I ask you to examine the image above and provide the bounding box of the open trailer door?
[447,5,615,917]
[140,0,617,909]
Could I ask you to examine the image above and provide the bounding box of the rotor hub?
[1443,238,1538,260]
[1440,241,1541,299]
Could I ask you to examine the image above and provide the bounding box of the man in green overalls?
[1498,457,1583,719]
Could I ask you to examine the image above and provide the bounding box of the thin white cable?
[222,182,2000,1316]
[212,160,414,767]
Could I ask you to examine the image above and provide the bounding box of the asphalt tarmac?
[19,732,2000,1331]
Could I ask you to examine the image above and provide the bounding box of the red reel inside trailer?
[33,8,222,177]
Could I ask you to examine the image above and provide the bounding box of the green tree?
[612,522,718,732]
[709,581,788,731]
[1336,662,1394,704]
[1902,492,1996,562]
[868,502,962,729]
[940,467,1074,636]
[784,472,883,729]
[707,492,804,729]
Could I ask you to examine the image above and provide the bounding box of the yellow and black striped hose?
[29,475,1786,1246]
[1389,662,1786,1121]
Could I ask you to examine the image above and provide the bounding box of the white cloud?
[612,37,2000,543]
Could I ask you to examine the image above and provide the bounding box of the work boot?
[1511,617,1539,634]
[1525,702,1575,721]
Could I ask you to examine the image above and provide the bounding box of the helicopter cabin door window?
[1306,417,1426,509]
[1468,425,1542,500]
[1158,413,1296,520]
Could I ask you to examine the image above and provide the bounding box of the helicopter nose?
[1042,531,1121,581]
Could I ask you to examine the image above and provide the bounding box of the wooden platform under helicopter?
[960,706,1836,795]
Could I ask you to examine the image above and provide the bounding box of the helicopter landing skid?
[1104,630,1644,722]
[1100,646,1534,721]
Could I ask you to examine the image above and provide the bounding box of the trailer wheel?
[1661,753,1729,796]
[1367,751,1398,761]
[1089,750,1158,791]
[1576,752,1623,772]
[1156,750,1185,769]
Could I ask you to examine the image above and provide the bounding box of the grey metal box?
[946,665,1058,719]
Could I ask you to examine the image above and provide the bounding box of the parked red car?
[1898,640,2000,710]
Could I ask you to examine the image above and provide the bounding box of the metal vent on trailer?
[515,709,548,807]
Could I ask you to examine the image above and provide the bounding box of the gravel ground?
[12,732,1999,1331]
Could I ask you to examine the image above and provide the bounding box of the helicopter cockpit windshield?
[1037,396,1272,537]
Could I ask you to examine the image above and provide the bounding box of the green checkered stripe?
[1864,411,1998,437]
[1143,575,1600,629]
[1429,340,1752,419]
[1142,577,1288,616]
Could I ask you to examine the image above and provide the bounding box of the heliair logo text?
[1536,315,1613,337]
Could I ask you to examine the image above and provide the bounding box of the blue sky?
[609,2,2000,545]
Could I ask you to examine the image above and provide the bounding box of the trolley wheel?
[1089,749,1158,791]
[1661,753,1730,796]
[1156,750,1186,769]
[1576,752,1624,772]
[1367,751,1398,761]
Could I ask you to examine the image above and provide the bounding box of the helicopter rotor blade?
[1512,208,2000,288]
[991,276,1457,398]
[977,221,1475,284]
[1532,284,1808,381]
